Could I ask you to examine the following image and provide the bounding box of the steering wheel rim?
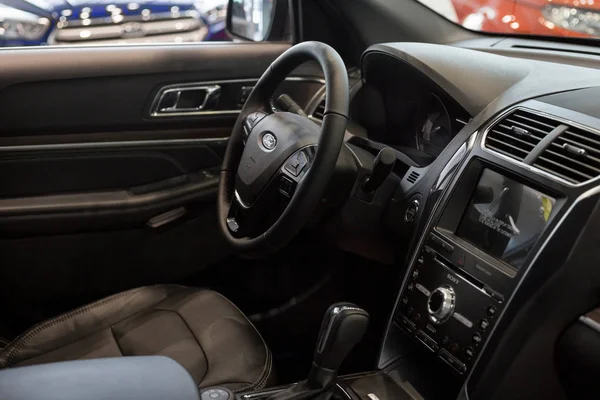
[217,41,349,253]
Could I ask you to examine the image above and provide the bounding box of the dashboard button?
[472,333,482,344]
[442,242,454,252]
[284,151,308,177]
[201,388,231,400]
[407,283,414,292]
[279,176,296,197]
[449,342,459,354]
[439,349,466,374]
[400,317,416,333]
[487,306,497,317]
[480,319,490,331]
[412,270,419,279]
[465,347,475,359]
[430,233,454,253]
[405,200,420,224]
[416,330,439,352]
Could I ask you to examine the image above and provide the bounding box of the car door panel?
[0,43,326,322]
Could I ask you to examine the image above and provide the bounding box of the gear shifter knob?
[308,303,370,389]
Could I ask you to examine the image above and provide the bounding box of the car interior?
[1,0,600,399]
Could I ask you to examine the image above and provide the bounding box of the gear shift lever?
[308,303,370,389]
[267,303,369,400]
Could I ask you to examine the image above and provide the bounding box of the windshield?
[416,0,600,39]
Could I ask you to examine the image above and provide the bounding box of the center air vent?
[312,97,326,120]
[407,171,420,184]
[534,126,600,184]
[485,109,560,161]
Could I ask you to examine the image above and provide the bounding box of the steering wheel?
[218,41,349,253]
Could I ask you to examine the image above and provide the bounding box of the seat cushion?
[0,285,273,392]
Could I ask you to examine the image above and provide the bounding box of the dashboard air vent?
[533,126,600,184]
[485,109,560,161]
[313,97,326,120]
[407,171,420,184]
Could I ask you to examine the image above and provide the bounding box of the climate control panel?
[395,246,503,374]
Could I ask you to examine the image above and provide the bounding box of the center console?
[393,158,562,376]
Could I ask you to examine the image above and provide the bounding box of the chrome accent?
[234,190,251,209]
[427,285,456,324]
[481,105,600,187]
[261,132,277,150]
[336,383,353,400]
[580,315,600,333]
[462,183,600,394]
[152,85,221,116]
[0,137,228,152]
[149,77,325,118]
[433,132,477,192]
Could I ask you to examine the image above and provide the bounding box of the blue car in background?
[0,0,228,47]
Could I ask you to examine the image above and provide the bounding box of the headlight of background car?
[0,5,50,41]
[542,5,600,36]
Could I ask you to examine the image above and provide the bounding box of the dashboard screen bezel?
[435,158,564,281]
[455,168,556,271]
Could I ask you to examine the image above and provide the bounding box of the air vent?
[407,171,420,184]
[485,109,560,161]
[313,97,326,120]
[534,126,600,184]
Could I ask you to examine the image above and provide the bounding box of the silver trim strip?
[481,104,600,187]
[234,190,251,209]
[0,137,229,152]
[462,182,600,394]
[579,315,600,333]
[149,76,326,118]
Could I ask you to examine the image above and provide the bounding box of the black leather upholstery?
[0,285,273,392]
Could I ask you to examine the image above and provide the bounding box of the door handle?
[151,85,221,116]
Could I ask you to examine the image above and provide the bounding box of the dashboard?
[333,43,600,400]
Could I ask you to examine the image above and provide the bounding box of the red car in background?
[426,0,600,38]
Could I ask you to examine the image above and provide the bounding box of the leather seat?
[0,285,273,392]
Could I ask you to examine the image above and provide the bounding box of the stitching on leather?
[209,291,272,393]
[1,286,156,367]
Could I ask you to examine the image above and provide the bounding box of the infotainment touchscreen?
[455,169,555,270]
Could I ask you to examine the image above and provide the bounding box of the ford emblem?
[262,133,277,150]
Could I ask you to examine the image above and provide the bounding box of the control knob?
[427,285,456,324]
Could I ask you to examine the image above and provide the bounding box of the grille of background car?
[51,11,205,44]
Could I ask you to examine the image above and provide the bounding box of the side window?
[0,0,277,48]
